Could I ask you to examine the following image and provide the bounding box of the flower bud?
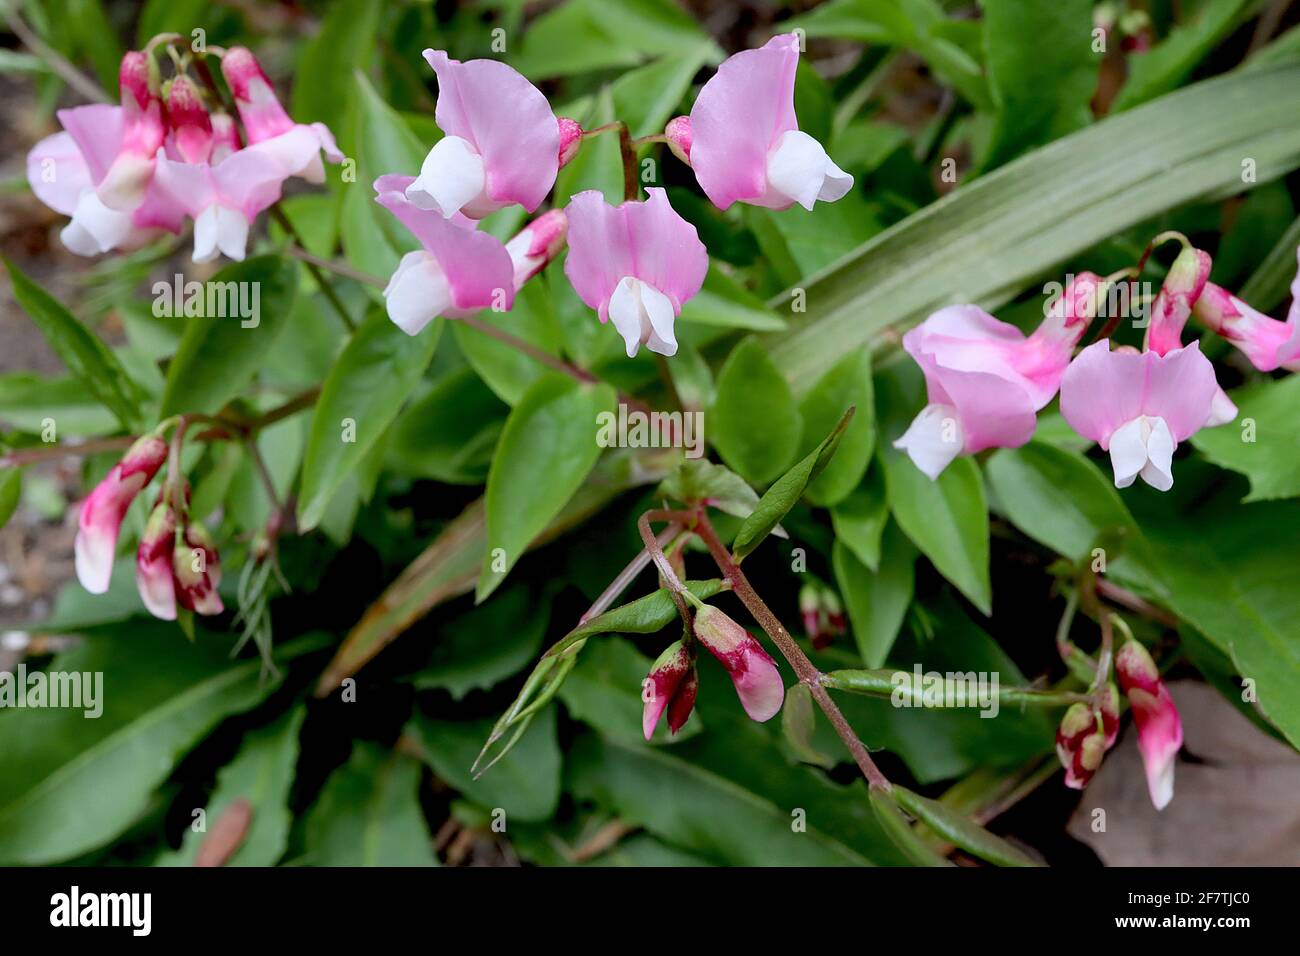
[1115,640,1183,810]
[1055,702,1107,790]
[136,499,178,620]
[166,74,214,165]
[642,640,697,739]
[173,520,223,616]
[504,209,568,288]
[74,435,168,595]
[1193,277,1300,373]
[220,46,293,144]
[692,605,783,722]
[98,51,165,210]
[557,116,583,168]
[1146,241,1212,356]
[664,115,692,166]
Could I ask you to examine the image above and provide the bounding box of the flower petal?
[893,403,964,480]
[406,135,488,218]
[1141,341,1217,441]
[383,251,453,335]
[1059,340,1148,447]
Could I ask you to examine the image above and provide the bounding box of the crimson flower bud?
[642,640,698,739]
[1115,640,1183,810]
[173,520,223,616]
[557,116,583,167]
[692,605,783,722]
[664,115,692,166]
[136,498,178,621]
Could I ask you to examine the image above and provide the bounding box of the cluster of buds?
[374,33,853,359]
[799,579,845,649]
[74,429,222,620]
[27,44,340,262]
[641,604,784,739]
[892,229,1300,492]
[1055,640,1183,810]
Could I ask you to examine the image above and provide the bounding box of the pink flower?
[220,46,342,182]
[504,208,568,288]
[373,174,517,335]
[893,280,1100,479]
[165,75,214,165]
[74,435,168,594]
[27,104,183,255]
[406,49,560,218]
[685,34,853,211]
[1059,340,1219,491]
[173,521,224,616]
[563,188,708,358]
[1145,242,1211,357]
[692,606,784,722]
[153,142,299,262]
[1115,640,1183,810]
[642,640,698,739]
[1193,251,1300,372]
[96,51,165,211]
[136,498,178,621]
[1054,684,1119,789]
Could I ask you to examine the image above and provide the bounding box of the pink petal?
[1059,341,1148,447]
[622,188,708,307]
[934,366,1039,452]
[374,177,515,313]
[1140,341,1218,442]
[151,156,216,217]
[689,34,800,210]
[56,104,124,184]
[423,49,559,213]
[27,132,92,215]
[563,190,635,318]
[213,146,296,218]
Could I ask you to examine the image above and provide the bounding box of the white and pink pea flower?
[504,208,568,289]
[136,498,179,620]
[373,174,518,335]
[1059,340,1219,492]
[692,605,784,723]
[893,276,1101,480]
[641,640,699,740]
[74,435,168,595]
[1193,247,1300,373]
[96,51,166,212]
[1114,640,1183,810]
[407,49,561,219]
[220,46,343,183]
[674,33,853,212]
[563,187,708,358]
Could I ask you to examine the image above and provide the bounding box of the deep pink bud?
[220,46,294,144]
[642,640,697,739]
[74,435,168,595]
[557,117,583,168]
[1055,702,1107,790]
[665,115,692,165]
[118,50,157,113]
[505,208,568,287]
[98,51,165,210]
[173,521,223,616]
[1146,242,1211,356]
[692,605,784,722]
[136,498,178,620]
[166,75,213,164]
[1115,640,1183,810]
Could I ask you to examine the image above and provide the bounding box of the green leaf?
[612,42,714,138]
[478,375,616,601]
[159,707,304,867]
[453,280,565,405]
[159,256,298,417]
[869,787,954,866]
[709,337,802,486]
[293,0,383,128]
[679,266,788,333]
[408,707,561,822]
[0,468,20,529]
[763,62,1300,388]
[781,683,835,768]
[830,467,889,571]
[732,407,855,561]
[0,632,326,865]
[1111,0,1255,112]
[658,459,761,519]
[301,742,437,866]
[298,311,442,531]
[1191,377,1300,501]
[892,784,1038,866]
[882,449,991,615]
[0,373,118,436]
[510,2,645,79]
[979,0,1096,168]
[5,258,145,431]
[386,367,507,484]
[832,523,915,667]
[798,346,875,506]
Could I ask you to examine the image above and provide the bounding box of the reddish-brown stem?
[579,524,679,624]
[685,509,892,791]
[637,514,691,626]
[0,435,134,468]
[582,121,640,201]
[1096,578,1178,628]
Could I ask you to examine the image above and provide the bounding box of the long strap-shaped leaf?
[763,61,1300,389]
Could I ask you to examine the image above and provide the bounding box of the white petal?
[1205,387,1237,427]
[383,251,452,335]
[1149,753,1176,811]
[640,282,677,357]
[137,566,177,621]
[608,276,648,358]
[64,189,133,255]
[766,129,853,211]
[96,152,153,211]
[892,404,963,480]
[1107,417,1148,489]
[1139,416,1175,491]
[213,206,250,261]
[406,136,486,219]
[193,206,220,263]
[74,527,115,594]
